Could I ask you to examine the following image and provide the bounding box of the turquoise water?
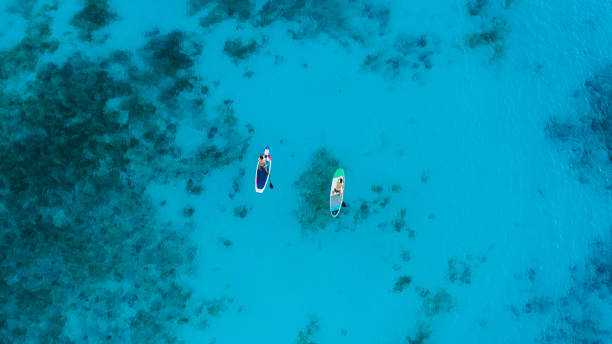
[1,0,612,343]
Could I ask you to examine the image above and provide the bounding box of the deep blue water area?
[1,0,611,343]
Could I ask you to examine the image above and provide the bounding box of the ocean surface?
[1,0,611,343]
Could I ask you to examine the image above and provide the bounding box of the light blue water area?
[1,0,612,343]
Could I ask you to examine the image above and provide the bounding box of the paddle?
[269,181,274,189]
[342,201,346,207]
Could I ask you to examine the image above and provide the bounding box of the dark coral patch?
[141,30,202,78]
[186,179,203,194]
[406,324,431,344]
[233,205,248,218]
[448,258,472,284]
[393,275,412,292]
[191,0,254,25]
[6,0,38,19]
[362,34,439,79]
[422,290,453,317]
[223,38,263,64]
[294,148,341,231]
[296,317,320,344]
[70,0,118,41]
[0,5,59,80]
[467,20,506,49]
[255,0,385,42]
[547,65,612,184]
[530,233,612,343]
[464,0,509,62]
[0,51,208,342]
[447,253,487,285]
[466,0,488,17]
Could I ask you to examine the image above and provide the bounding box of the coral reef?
[181,101,252,173]
[467,18,506,61]
[0,26,250,340]
[525,232,612,343]
[447,253,488,285]
[406,323,431,344]
[136,30,205,108]
[391,209,412,235]
[0,52,204,342]
[296,317,320,344]
[0,5,59,80]
[404,289,454,343]
[255,0,348,40]
[547,65,612,186]
[233,205,248,218]
[353,201,371,223]
[70,0,118,41]
[186,178,203,194]
[523,297,554,314]
[464,0,513,61]
[293,148,341,231]
[141,30,202,79]
[229,167,246,199]
[422,290,453,317]
[377,206,412,235]
[194,0,390,43]
[393,275,412,292]
[5,0,38,19]
[401,250,412,262]
[362,34,439,80]
[255,0,388,43]
[466,0,488,17]
[184,205,196,217]
[223,38,263,65]
[191,0,254,25]
[447,258,472,284]
[204,296,233,317]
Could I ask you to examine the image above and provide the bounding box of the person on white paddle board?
[333,177,344,196]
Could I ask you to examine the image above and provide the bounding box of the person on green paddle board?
[333,177,344,196]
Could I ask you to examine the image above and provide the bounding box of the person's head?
[339,178,343,184]
[259,155,264,160]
